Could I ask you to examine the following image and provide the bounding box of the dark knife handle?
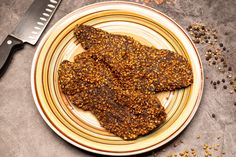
[0,35,24,75]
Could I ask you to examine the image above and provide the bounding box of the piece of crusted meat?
[74,25,193,94]
[58,59,166,140]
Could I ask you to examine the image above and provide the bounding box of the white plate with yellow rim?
[31,1,204,156]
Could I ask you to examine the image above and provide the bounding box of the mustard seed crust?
[74,25,193,94]
[57,24,194,140]
[58,59,166,140]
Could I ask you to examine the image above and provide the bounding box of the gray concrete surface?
[0,0,235,156]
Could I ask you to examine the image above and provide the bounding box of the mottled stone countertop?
[0,0,235,156]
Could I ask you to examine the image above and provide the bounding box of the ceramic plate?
[31,1,204,156]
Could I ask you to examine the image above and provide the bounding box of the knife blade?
[0,0,61,75]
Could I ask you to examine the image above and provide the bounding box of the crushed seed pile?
[58,25,193,140]
[186,23,236,105]
[186,23,236,94]
[157,136,226,157]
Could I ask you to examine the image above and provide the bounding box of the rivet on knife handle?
[0,35,24,73]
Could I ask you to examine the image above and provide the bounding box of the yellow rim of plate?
[31,1,204,156]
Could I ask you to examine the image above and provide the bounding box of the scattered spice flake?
[144,0,151,3]
[223,85,227,89]
[211,113,216,118]
[154,0,165,4]
[214,147,218,151]
[186,23,235,93]
[203,144,209,149]
[179,152,184,156]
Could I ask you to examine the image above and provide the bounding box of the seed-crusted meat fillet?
[58,59,166,140]
[74,25,193,94]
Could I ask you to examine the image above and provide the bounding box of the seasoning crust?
[59,59,166,140]
[74,25,193,94]
[58,25,194,140]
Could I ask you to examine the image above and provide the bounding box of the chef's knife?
[0,0,61,75]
